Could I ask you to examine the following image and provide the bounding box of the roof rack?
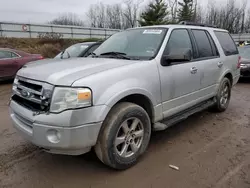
[179,21,218,28]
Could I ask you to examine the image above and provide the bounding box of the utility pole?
[174,0,178,22]
[241,10,245,33]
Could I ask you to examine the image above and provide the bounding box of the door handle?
[218,62,223,68]
[190,67,198,74]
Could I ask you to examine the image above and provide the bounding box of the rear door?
[0,50,19,78]
[190,29,221,98]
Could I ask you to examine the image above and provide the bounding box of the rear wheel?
[94,102,151,170]
[211,77,231,112]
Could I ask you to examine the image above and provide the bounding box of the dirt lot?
[0,80,249,188]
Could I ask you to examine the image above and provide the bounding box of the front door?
[158,29,202,118]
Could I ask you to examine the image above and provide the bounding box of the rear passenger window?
[192,30,213,58]
[214,31,238,56]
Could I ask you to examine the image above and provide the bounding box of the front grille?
[12,77,53,112]
[18,80,42,92]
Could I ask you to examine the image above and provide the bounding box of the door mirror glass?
[161,48,192,66]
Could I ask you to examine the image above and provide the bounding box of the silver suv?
[9,24,240,170]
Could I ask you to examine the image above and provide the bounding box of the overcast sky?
[0,0,247,24]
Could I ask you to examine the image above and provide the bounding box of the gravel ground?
[0,80,249,188]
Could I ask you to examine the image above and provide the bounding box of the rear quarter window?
[214,31,238,56]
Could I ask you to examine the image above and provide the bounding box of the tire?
[94,102,151,170]
[211,77,232,112]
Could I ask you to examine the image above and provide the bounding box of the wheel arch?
[224,72,233,86]
[113,94,155,123]
[216,70,233,92]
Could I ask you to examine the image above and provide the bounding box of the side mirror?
[161,48,192,66]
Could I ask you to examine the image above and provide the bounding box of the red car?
[0,48,43,80]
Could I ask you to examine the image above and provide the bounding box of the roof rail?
[179,21,218,28]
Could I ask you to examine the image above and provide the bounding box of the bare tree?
[87,3,106,28]
[244,9,250,33]
[106,4,123,29]
[87,5,98,27]
[168,0,178,23]
[123,0,142,28]
[97,3,106,28]
[204,0,247,33]
[49,13,84,26]
[85,0,248,34]
[86,1,140,29]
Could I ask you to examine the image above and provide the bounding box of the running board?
[153,99,215,131]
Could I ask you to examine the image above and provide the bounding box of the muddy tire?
[94,102,151,170]
[211,77,232,112]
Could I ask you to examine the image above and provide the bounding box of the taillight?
[237,56,241,69]
[38,55,44,60]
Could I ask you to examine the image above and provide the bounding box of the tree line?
[49,0,249,34]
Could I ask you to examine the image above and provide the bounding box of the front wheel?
[94,102,151,170]
[211,77,232,112]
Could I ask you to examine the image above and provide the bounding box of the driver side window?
[164,29,193,58]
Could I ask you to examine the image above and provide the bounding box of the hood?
[241,58,250,64]
[17,57,134,86]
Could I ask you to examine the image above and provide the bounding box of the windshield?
[238,46,250,59]
[55,43,90,59]
[94,28,168,60]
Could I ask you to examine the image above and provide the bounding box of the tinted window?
[0,51,19,59]
[206,31,219,56]
[11,52,18,58]
[55,43,90,59]
[192,30,213,58]
[164,29,192,56]
[214,31,238,56]
[84,44,100,57]
[0,51,12,59]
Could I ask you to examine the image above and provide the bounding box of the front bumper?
[9,101,107,155]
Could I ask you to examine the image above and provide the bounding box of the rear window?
[214,31,238,56]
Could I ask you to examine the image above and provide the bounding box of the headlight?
[50,87,92,113]
[240,64,249,69]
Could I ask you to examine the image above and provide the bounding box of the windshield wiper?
[100,52,131,60]
[60,50,65,59]
[90,52,99,58]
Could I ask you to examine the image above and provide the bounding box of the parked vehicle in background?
[0,48,43,81]
[9,23,240,170]
[54,42,102,59]
[238,46,250,78]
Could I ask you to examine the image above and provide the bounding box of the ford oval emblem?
[21,90,31,98]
